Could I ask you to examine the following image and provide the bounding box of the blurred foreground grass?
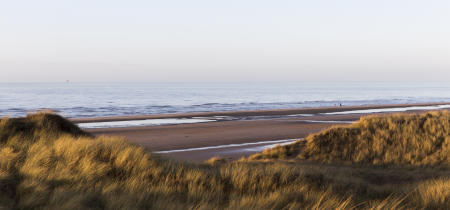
[2,111,450,209]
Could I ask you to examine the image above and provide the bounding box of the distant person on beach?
[340,103,341,107]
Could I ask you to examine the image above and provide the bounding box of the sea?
[1,83,450,119]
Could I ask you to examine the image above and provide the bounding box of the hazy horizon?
[1,1,449,83]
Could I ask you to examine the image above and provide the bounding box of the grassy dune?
[258,110,450,165]
[2,112,450,209]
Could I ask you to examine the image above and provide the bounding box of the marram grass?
[2,111,450,209]
[300,111,450,165]
[258,111,450,166]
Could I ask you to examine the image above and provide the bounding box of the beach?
[73,102,450,162]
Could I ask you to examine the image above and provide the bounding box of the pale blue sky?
[1,1,449,82]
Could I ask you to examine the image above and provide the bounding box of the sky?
[1,0,449,83]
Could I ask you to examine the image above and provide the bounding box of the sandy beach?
[75,102,450,162]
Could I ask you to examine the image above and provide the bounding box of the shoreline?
[81,102,450,162]
[70,102,450,123]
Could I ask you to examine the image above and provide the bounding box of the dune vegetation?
[2,111,450,209]
[259,110,450,165]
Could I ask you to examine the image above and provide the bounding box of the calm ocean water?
[1,83,449,118]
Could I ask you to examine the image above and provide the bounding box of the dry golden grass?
[248,140,306,161]
[205,156,227,166]
[298,111,450,165]
[2,111,450,209]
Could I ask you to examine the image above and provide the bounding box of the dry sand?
[75,102,450,162]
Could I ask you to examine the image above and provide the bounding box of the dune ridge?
[1,111,450,209]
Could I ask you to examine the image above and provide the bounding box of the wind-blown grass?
[2,111,450,209]
[299,111,450,165]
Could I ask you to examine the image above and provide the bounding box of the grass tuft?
[205,156,227,166]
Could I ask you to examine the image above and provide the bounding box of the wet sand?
[77,102,450,162]
[70,102,450,123]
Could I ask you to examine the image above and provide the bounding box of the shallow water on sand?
[155,139,299,153]
[325,104,450,115]
[155,139,301,162]
[77,118,217,128]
